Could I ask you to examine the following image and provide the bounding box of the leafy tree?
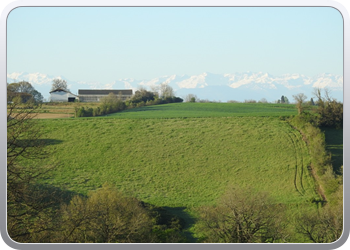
[281,95,285,104]
[284,96,290,104]
[7,81,43,103]
[196,186,288,243]
[131,87,157,104]
[58,184,155,243]
[277,95,289,104]
[313,88,343,128]
[51,79,69,92]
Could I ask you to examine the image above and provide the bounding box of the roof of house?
[50,88,69,93]
[50,88,78,97]
[78,89,133,95]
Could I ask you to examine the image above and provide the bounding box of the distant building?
[49,89,78,102]
[78,89,133,102]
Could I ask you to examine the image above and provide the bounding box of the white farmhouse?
[49,88,78,102]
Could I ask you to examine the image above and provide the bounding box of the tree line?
[292,88,343,129]
[74,85,183,117]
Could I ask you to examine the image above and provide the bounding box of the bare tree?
[7,98,62,242]
[149,85,160,97]
[184,94,197,102]
[51,79,69,92]
[292,93,307,114]
[197,186,288,243]
[296,204,343,243]
[159,83,174,99]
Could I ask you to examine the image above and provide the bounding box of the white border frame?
[1,1,348,249]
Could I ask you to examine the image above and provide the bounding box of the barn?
[49,89,79,102]
[78,89,133,102]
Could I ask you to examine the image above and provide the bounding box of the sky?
[7,7,343,84]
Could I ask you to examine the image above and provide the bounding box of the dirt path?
[33,113,74,119]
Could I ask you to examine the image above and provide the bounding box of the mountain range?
[7,72,343,102]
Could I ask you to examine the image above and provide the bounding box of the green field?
[35,103,316,207]
[103,102,298,118]
[26,102,322,241]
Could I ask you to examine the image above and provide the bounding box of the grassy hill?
[25,102,327,242]
[10,101,343,243]
[34,103,317,206]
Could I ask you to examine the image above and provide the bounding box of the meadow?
[32,102,299,119]
[15,102,344,242]
[38,116,317,208]
[105,102,298,118]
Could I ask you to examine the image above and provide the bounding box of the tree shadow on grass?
[27,183,83,208]
[16,139,63,147]
[323,128,343,175]
[161,206,197,243]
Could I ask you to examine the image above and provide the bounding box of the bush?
[55,184,189,243]
[313,88,343,129]
[57,184,155,243]
[75,107,93,117]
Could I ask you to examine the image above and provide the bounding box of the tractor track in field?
[288,124,327,202]
[283,129,305,196]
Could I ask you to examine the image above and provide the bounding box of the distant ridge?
[7,72,343,102]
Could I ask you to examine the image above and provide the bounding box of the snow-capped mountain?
[7,72,343,102]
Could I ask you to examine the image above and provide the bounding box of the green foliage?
[287,114,342,204]
[73,90,183,118]
[130,88,157,104]
[57,183,155,243]
[313,88,343,129]
[75,107,94,117]
[7,81,43,103]
[278,95,290,104]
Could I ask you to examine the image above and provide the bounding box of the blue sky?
[7,7,343,83]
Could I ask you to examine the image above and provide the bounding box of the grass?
[104,102,298,118]
[19,102,324,242]
[36,116,317,208]
[27,101,297,119]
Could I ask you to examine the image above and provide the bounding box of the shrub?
[58,184,155,243]
[75,107,93,117]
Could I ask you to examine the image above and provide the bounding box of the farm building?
[50,88,79,102]
[78,89,133,102]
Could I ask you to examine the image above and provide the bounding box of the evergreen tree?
[281,95,285,104]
